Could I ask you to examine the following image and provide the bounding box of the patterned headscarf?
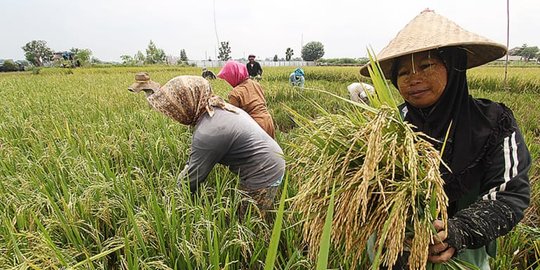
[146,75,236,126]
[217,60,249,87]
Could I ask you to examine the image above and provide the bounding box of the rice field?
[0,65,539,269]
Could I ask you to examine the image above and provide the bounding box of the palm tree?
[285,48,294,61]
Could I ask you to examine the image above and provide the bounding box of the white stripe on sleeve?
[483,132,518,201]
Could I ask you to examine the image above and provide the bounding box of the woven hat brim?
[360,42,507,78]
[128,81,161,93]
[359,10,507,78]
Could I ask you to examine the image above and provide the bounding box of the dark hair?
[248,55,255,58]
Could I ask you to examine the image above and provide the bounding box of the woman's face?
[395,51,448,108]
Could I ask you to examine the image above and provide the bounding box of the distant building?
[497,55,523,61]
[53,51,81,67]
[53,51,75,61]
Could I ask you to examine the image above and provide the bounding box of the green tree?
[285,48,294,61]
[1,60,20,72]
[180,49,189,62]
[273,54,278,62]
[135,51,145,65]
[145,40,166,64]
[70,48,92,66]
[218,41,231,61]
[120,55,136,65]
[521,46,539,61]
[510,44,539,61]
[301,41,325,61]
[22,40,53,66]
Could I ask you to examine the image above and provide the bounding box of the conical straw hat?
[360,9,507,78]
[128,72,161,93]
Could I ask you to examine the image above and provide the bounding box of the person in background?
[347,82,374,104]
[360,9,530,269]
[246,54,263,81]
[128,73,285,213]
[201,67,216,80]
[289,67,305,87]
[218,60,276,138]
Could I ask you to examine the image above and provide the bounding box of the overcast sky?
[2,0,539,62]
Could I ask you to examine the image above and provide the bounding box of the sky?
[2,0,539,62]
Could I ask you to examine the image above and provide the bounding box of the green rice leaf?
[316,182,336,270]
[264,175,289,270]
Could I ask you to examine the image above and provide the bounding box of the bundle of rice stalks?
[286,53,449,269]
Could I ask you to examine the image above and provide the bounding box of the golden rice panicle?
[286,50,448,269]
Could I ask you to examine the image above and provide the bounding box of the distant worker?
[201,67,217,80]
[218,60,276,138]
[289,68,305,87]
[246,54,263,81]
[347,82,375,104]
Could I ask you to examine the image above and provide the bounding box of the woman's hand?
[428,220,456,263]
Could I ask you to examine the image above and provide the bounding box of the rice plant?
[0,64,538,269]
[286,53,451,269]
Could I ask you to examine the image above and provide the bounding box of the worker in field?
[289,67,305,87]
[217,60,276,138]
[201,67,217,80]
[246,54,263,81]
[347,82,374,104]
[128,73,285,216]
[360,9,531,269]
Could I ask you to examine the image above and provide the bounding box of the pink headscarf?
[217,60,249,87]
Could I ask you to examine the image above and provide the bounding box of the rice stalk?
[286,50,448,269]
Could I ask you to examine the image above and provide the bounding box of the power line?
[213,0,220,46]
[504,0,509,89]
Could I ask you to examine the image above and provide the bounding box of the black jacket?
[389,102,531,269]
[445,105,531,252]
[246,62,263,77]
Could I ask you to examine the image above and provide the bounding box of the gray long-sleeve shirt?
[184,107,285,191]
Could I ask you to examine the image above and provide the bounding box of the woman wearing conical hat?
[128,73,285,214]
[360,9,531,269]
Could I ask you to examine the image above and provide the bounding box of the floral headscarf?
[145,75,236,126]
[217,60,249,87]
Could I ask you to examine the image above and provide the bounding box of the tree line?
[120,40,327,65]
[20,40,93,67]
[12,40,536,71]
[509,44,540,61]
[9,39,326,69]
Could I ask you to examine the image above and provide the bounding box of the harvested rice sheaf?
[286,56,449,270]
